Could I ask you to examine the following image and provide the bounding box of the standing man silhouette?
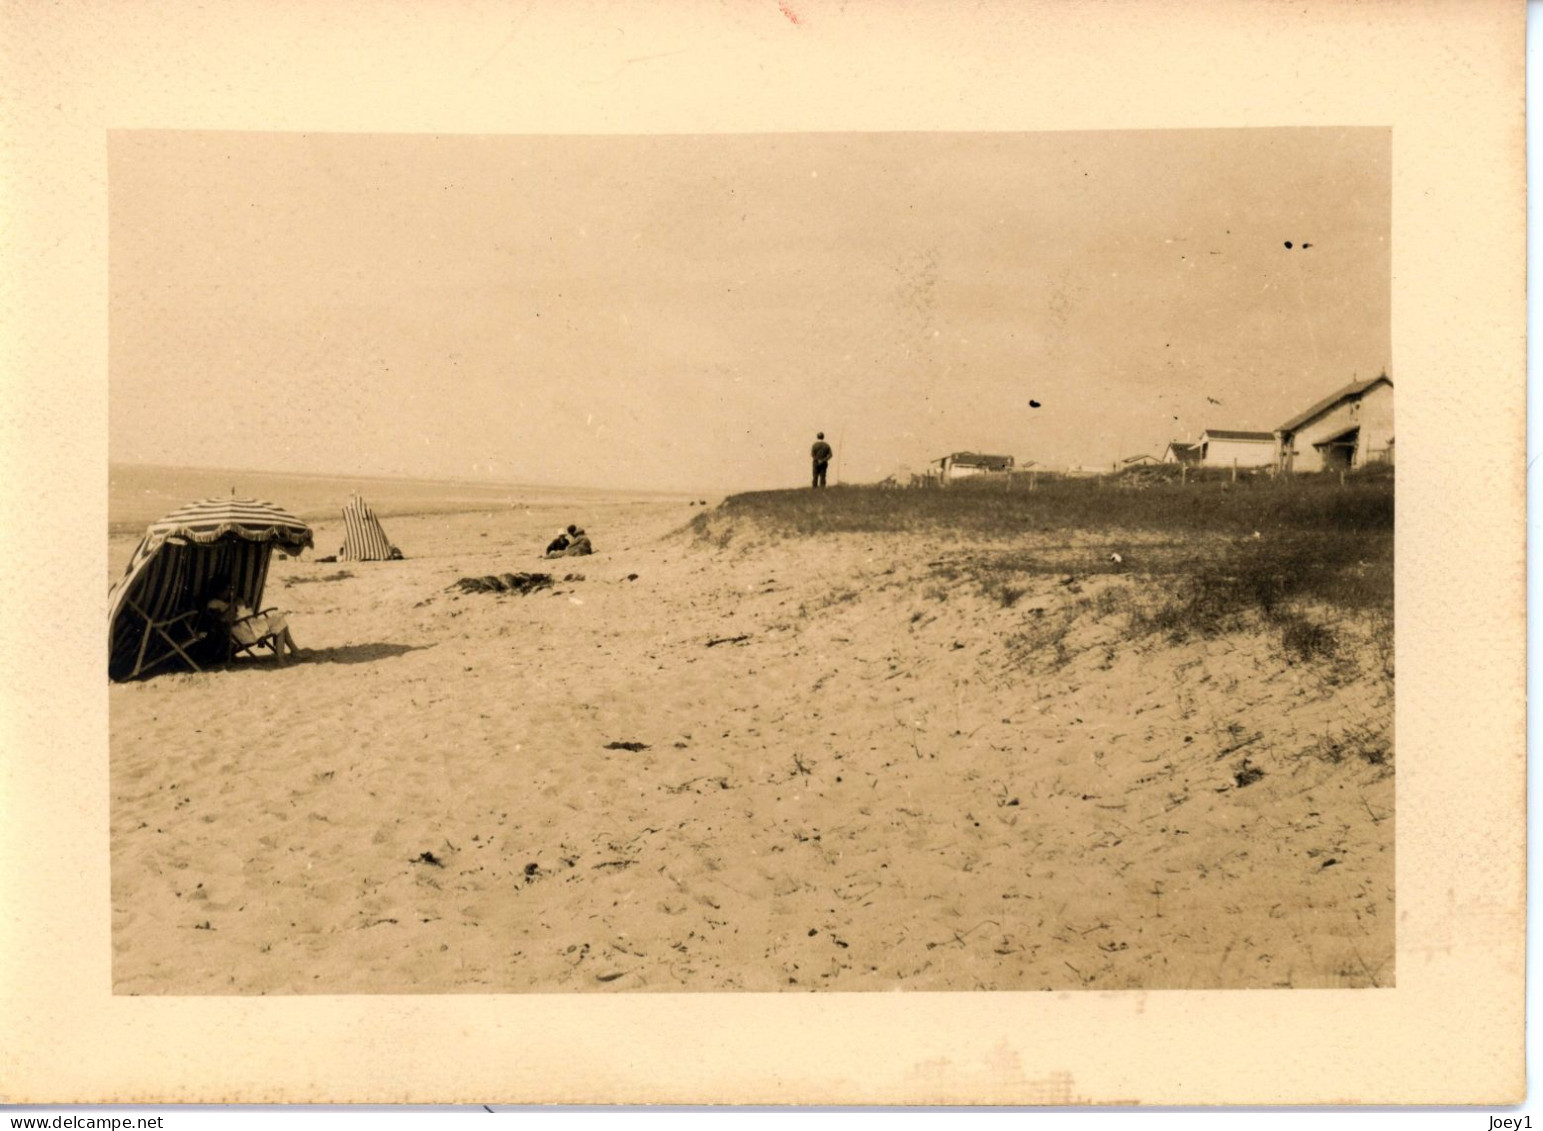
[811,431,833,489]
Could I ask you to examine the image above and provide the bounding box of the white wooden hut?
[1197,429,1276,468]
[931,452,1016,482]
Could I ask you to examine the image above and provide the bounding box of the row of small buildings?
[913,373,1401,484]
[1164,374,1393,473]
[916,374,1393,485]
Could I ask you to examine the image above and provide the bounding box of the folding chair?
[123,598,209,679]
[219,607,291,664]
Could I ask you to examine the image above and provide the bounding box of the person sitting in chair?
[206,581,302,663]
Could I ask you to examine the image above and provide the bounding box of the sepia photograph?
[3,0,1523,1107]
[107,127,1394,995]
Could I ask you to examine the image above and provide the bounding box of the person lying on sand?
[544,524,594,558]
[206,581,302,662]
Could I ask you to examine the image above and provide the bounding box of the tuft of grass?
[1092,587,1133,619]
[1313,722,1393,768]
[1278,615,1339,664]
[971,574,1028,607]
[1005,606,1079,672]
[996,585,1027,608]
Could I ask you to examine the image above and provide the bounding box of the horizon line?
[107,459,768,498]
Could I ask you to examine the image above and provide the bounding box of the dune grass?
[1127,528,1392,667]
[693,470,1394,672]
[702,468,1391,540]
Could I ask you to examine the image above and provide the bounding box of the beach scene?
[108,128,1392,994]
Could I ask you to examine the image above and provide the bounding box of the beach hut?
[108,497,313,681]
[340,493,398,561]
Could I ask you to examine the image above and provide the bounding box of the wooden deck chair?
[217,606,291,664]
[123,597,209,679]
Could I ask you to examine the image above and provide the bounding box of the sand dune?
[110,500,1392,993]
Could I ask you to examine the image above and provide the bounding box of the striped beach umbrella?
[143,496,314,548]
[108,497,313,680]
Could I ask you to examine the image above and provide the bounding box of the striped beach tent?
[339,493,397,561]
[108,497,313,681]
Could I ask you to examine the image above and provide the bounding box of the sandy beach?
[109,491,1392,994]
[7,9,1520,1106]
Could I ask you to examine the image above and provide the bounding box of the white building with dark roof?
[1198,428,1276,468]
[1275,375,1394,473]
[931,451,1015,482]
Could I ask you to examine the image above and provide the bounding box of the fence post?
[1231,458,1237,484]
[1181,464,1187,486]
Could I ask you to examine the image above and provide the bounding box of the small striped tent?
[108,497,313,681]
[339,494,397,561]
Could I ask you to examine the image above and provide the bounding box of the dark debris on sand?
[452,572,554,595]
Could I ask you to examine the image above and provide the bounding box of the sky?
[109,128,1390,492]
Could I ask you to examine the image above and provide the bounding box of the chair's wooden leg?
[125,601,153,679]
[151,624,201,674]
[132,624,153,680]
